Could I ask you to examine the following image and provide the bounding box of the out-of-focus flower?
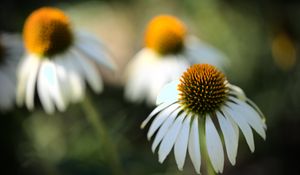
[271,32,297,71]
[141,64,266,174]
[124,15,227,105]
[0,33,23,112]
[16,7,115,114]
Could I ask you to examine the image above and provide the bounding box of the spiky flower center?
[23,7,73,57]
[145,15,186,55]
[178,64,228,115]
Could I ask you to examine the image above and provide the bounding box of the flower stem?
[82,93,123,175]
[199,117,216,175]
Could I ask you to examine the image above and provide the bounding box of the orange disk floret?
[178,64,228,114]
[23,7,73,57]
[145,15,187,55]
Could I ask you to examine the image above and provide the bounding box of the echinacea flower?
[17,7,114,114]
[124,15,227,105]
[141,64,266,174]
[0,33,23,111]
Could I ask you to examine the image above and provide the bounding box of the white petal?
[37,61,55,114]
[124,59,151,103]
[54,58,71,106]
[228,84,247,101]
[64,55,86,103]
[184,36,229,70]
[25,56,40,110]
[247,99,267,129]
[147,70,168,105]
[230,97,266,140]
[147,103,180,140]
[125,73,147,103]
[158,112,185,163]
[206,115,224,173]
[231,116,240,140]
[16,55,37,106]
[156,80,180,105]
[216,111,239,165]
[75,31,115,70]
[223,105,255,152]
[148,55,188,105]
[41,61,66,112]
[174,113,192,170]
[71,49,103,93]
[151,108,181,153]
[141,100,177,129]
[124,48,188,105]
[188,116,201,174]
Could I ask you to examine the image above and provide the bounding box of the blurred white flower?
[0,33,23,112]
[17,7,115,114]
[141,64,266,174]
[124,15,228,105]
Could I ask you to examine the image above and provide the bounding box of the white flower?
[0,33,23,111]
[16,7,114,114]
[124,15,228,105]
[141,64,266,174]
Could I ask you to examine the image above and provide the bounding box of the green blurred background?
[1,0,300,174]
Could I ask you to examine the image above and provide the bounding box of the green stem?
[82,94,123,175]
[199,117,216,175]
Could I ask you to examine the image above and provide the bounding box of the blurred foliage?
[1,0,300,175]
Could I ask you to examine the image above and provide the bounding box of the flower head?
[124,15,228,105]
[178,64,228,114]
[17,7,114,114]
[23,7,73,57]
[141,64,266,174]
[145,15,186,55]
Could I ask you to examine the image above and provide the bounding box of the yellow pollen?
[144,15,187,55]
[178,64,228,114]
[23,7,73,57]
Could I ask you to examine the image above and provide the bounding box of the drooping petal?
[229,97,266,140]
[141,100,177,129]
[206,114,224,173]
[63,55,86,103]
[124,50,156,104]
[16,55,35,106]
[151,108,181,153]
[37,61,55,114]
[39,60,66,112]
[228,84,246,101]
[188,116,201,174]
[147,56,187,105]
[75,31,115,70]
[25,56,40,110]
[223,105,255,152]
[156,80,180,105]
[124,48,188,105]
[158,111,185,163]
[125,68,149,103]
[174,113,192,170]
[246,99,267,129]
[147,103,180,140]
[54,57,71,106]
[216,111,238,165]
[184,36,229,70]
[71,49,103,93]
